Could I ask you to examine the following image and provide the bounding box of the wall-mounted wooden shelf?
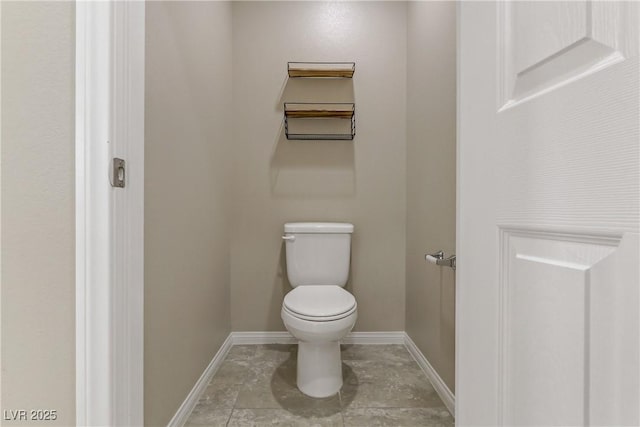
[287,62,355,78]
[284,102,355,140]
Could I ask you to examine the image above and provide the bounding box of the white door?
[457,1,639,426]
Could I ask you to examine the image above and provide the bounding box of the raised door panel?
[513,2,587,73]
[499,1,638,109]
[500,229,638,426]
[588,234,640,426]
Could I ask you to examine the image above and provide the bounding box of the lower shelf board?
[285,110,354,119]
[285,133,355,141]
[284,102,356,141]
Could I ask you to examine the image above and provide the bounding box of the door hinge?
[111,158,126,188]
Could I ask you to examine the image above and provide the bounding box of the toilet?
[281,222,357,398]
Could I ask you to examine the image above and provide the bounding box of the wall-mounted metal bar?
[425,250,456,270]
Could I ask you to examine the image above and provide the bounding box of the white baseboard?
[342,331,406,344]
[166,333,234,427]
[404,333,455,416]
[231,331,296,345]
[231,331,406,345]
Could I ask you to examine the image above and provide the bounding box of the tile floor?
[185,344,454,426]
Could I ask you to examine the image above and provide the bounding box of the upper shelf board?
[288,62,355,78]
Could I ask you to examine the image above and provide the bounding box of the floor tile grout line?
[225,378,243,426]
[224,407,233,427]
[342,405,452,410]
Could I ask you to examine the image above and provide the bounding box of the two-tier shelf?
[284,62,356,141]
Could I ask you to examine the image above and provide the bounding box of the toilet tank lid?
[284,222,354,234]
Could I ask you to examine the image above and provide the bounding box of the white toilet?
[281,222,357,398]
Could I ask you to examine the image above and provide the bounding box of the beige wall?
[144,2,233,425]
[0,3,456,426]
[1,2,76,425]
[230,1,407,332]
[405,1,457,392]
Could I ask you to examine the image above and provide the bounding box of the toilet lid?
[283,286,356,318]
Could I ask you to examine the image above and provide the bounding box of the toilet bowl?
[280,222,357,398]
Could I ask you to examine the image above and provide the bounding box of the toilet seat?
[283,285,356,322]
[282,304,357,322]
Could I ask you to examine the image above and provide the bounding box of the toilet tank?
[283,222,354,287]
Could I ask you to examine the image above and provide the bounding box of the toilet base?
[297,340,342,398]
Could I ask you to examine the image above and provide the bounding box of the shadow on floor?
[270,350,358,417]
